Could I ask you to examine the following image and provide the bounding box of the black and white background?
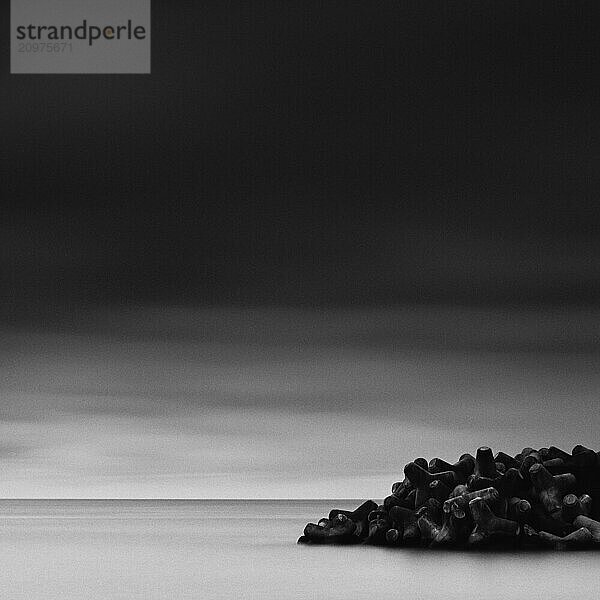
[2,0,600,499]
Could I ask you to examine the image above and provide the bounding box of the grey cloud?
[1,306,599,497]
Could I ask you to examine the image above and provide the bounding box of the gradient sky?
[2,305,600,498]
[2,2,600,497]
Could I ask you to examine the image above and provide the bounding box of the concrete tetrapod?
[299,443,600,551]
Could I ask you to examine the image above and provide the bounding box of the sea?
[0,499,597,600]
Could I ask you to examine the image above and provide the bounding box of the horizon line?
[0,498,372,501]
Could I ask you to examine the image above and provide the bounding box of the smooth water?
[0,499,597,599]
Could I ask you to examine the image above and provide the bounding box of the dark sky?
[3,0,600,317]
[2,3,600,498]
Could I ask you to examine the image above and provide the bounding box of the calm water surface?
[0,499,597,599]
